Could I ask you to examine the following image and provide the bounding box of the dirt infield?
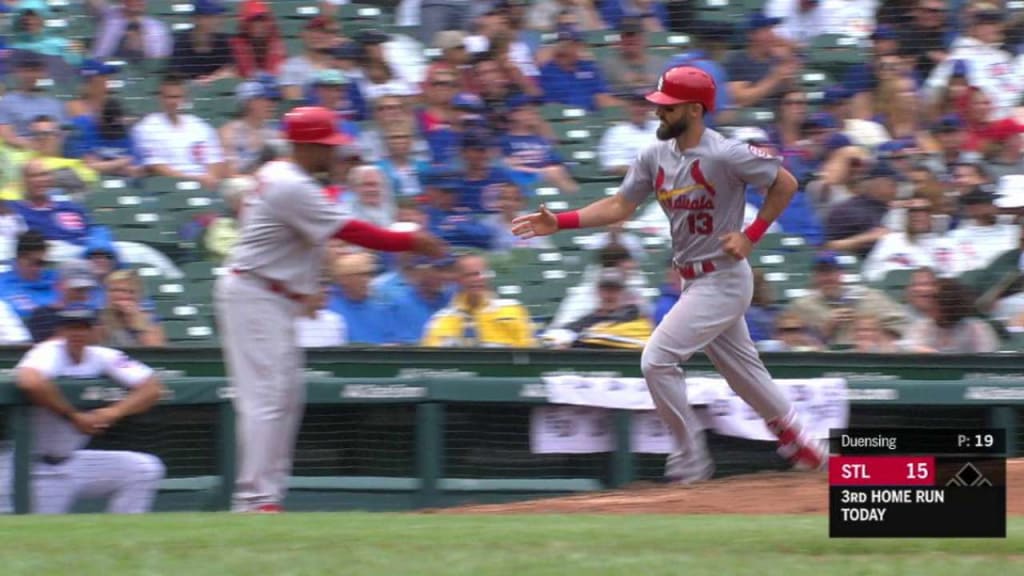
[445,460,1024,515]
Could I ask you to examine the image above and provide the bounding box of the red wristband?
[555,211,581,230]
[743,217,771,244]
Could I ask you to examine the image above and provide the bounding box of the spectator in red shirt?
[230,0,286,79]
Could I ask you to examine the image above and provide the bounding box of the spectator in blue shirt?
[14,159,93,245]
[0,230,58,319]
[386,256,455,344]
[538,27,618,111]
[652,263,679,326]
[501,93,578,194]
[66,97,142,178]
[326,251,393,345]
[422,174,494,250]
[0,50,65,152]
[724,12,799,110]
[458,130,515,213]
[308,69,361,139]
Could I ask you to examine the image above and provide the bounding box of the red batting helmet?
[646,66,716,113]
[283,106,350,146]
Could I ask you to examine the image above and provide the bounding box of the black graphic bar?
[829,428,1007,455]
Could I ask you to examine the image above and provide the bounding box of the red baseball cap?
[283,106,350,146]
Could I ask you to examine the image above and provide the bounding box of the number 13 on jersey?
[686,212,713,235]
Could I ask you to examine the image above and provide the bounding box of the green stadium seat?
[163,320,217,346]
[879,269,914,298]
[552,122,595,145]
[647,32,692,50]
[540,103,588,122]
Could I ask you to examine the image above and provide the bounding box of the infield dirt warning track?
[440,460,1024,515]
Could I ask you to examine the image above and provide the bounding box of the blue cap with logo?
[813,251,841,269]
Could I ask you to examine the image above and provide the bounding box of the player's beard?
[657,117,688,141]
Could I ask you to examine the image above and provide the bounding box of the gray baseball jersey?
[618,128,781,266]
[227,160,351,296]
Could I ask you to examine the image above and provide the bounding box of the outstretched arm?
[512,195,640,238]
[333,219,448,256]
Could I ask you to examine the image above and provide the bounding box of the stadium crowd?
[0,0,1022,354]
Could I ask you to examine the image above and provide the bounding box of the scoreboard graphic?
[828,428,1007,538]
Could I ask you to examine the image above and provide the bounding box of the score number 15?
[907,462,930,480]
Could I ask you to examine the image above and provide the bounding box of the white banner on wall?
[531,376,848,454]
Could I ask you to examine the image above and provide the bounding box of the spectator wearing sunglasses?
[0,230,59,319]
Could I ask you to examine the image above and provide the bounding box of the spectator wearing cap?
[484,182,554,251]
[13,158,93,249]
[97,268,165,347]
[422,171,494,249]
[538,26,618,111]
[550,242,648,330]
[309,70,362,140]
[67,98,141,178]
[422,252,534,348]
[88,0,172,61]
[786,250,904,346]
[926,114,969,175]
[327,252,393,345]
[66,60,120,128]
[25,258,97,343]
[219,79,283,175]
[279,15,342,102]
[897,0,951,79]
[544,267,653,350]
[230,0,286,79]
[168,0,234,82]
[662,21,735,124]
[0,51,65,154]
[925,5,1022,121]
[600,17,666,93]
[861,195,954,283]
[527,0,606,32]
[457,130,516,213]
[132,74,225,189]
[725,12,800,110]
[501,93,578,194]
[10,0,83,65]
[950,184,1020,275]
[823,161,898,258]
[385,256,456,344]
[0,230,57,319]
[599,0,668,32]
[429,30,473,90]
[599,91,658,176]
[903,277,999,353]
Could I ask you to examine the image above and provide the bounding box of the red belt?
[677,259,717,280]
[231,268,305,302]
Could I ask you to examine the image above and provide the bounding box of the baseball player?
[215,106,446,513]
[6,305,166,514]
[513,66,827,481]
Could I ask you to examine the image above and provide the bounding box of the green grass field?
[0,514,1020,575]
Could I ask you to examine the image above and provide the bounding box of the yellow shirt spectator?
[0,117,99,200]
[421,254,535,348]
